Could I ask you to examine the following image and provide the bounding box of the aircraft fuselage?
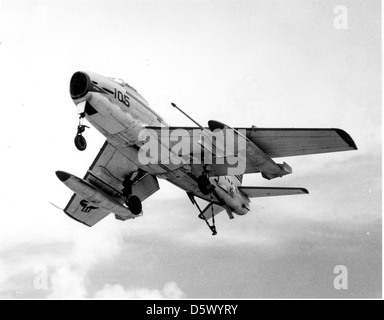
[70,71,250,216]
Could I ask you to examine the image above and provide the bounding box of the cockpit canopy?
[109,78,138,93]
[108,77,148,105]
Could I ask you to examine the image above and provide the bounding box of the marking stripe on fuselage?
[235,175,243,183]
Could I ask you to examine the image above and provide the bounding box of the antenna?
[171,103,204,129]
[49,202,64,211]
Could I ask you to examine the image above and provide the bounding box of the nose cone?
[56,171,71,182]
[70,72,90,99]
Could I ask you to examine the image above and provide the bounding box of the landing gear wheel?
[74,114,90,151]
[125,195,142,216]
[197,175,212,195]
[74,135,87,151]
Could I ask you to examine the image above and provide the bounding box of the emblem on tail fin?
[80,200,99,213]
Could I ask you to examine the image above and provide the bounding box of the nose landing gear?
[74,113,89,151]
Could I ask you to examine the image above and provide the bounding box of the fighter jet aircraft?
[56,71,357,235]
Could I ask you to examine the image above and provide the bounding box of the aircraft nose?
[56,171,71,182]
[70,71,91,99]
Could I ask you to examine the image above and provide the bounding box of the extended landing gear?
[74,113,89,151]
[188,192,217,236]
[74,134,87,151]
[189,169,218,236]
[125,195,142,216]
[123,175,142,216]
[197,175,214,195]
[201,195,218,236]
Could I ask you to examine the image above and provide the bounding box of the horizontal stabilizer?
[59,141,160,227]
[238,186,309,198]
[64,193,110,227]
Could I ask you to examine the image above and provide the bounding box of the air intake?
[70,72,90,99]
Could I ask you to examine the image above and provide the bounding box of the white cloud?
[48,266,87,299]
[45,263,185,299]
[46,266,185,300]
[0,224,124,298]
[0,213,187,299]
[0,0,380,299]
[0,231,186,299]
[94,282,185,300]
[0,262,7,288]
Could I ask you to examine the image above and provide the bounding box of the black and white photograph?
[0,0,381,302]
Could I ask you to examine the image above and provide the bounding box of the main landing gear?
[74,113,89,151]
[197,175,214,195]
[125,195,142,216]
[122,175,142,216]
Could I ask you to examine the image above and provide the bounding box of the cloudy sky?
[0,0,381,299]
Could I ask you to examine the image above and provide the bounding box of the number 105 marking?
[114,88,130,107]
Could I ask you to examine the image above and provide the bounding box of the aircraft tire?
[126,195,142,215]
[74,135,87,151]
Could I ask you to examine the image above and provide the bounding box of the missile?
[55,171,134,218]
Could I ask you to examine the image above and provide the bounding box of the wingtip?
[335,129,358,150]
